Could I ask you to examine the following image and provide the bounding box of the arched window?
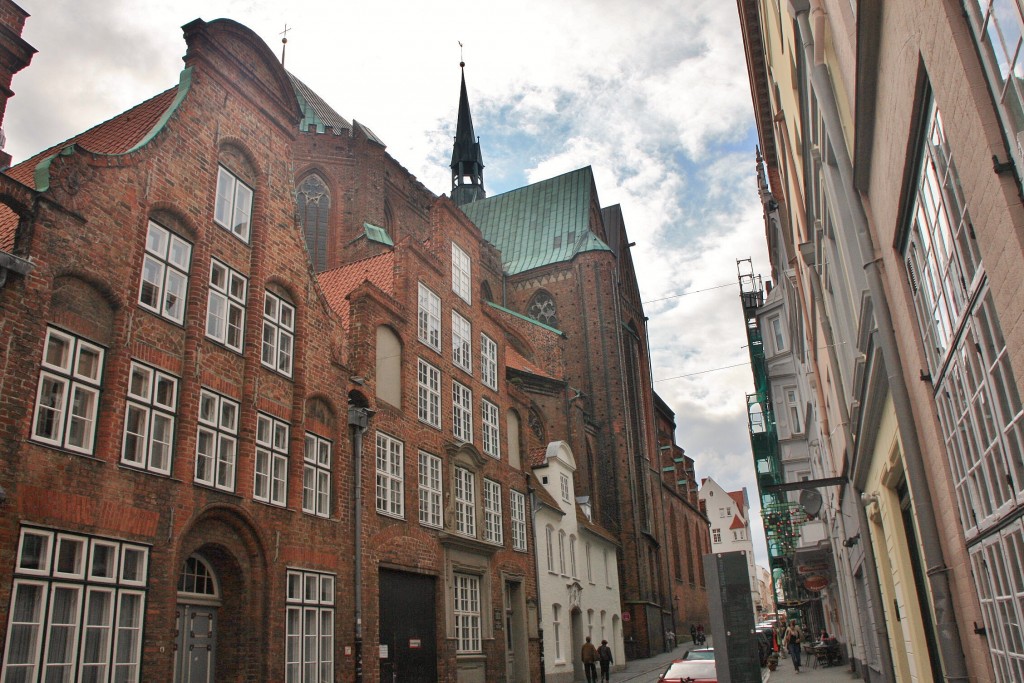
[297,174,330,272]
[558,530,566,575]
[527,290,558,327]
[178,555,219,599]
[546,525,555,572]
[376,326,402,407]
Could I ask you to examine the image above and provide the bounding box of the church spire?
[450,59,486,206]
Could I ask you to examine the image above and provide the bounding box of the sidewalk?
[608,637,856,682]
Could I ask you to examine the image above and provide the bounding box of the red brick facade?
[0,13,708,682]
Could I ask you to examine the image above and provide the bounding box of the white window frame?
[455,466,476,537]
[417,283,441,352]
[481,398,500,459]
[138,220,191,324]
[375,432,404,518]
[558,530,566,575]
[453,381,473,443]
[1,528,148,683]
[214,164,253,242]
[417,359,441,429]
[206,259,247,353]
[452,311,472,373]
[510,490,527,552]
[785,388,802,434]
[121,361,177,475]
[453,573,481,653]
[418,451,443,529]
[483,479,503,545]
[285,568,335,683]
[712,528,722,544]
[195,388,239,491]
[451,242,472,304]
[586,542,593,583]
[569,535,577,579]
[262,291,295,377]
[303,433,332,518]
[552,604,563,662]
[31,328,104,455]
[769,315,785,353]
[481,334,498,390]
[254,413,289,507]
[546,526,555,572]
[560,473,571,503]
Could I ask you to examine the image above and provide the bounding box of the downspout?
[527,478,547,683]
[790,4,969,681]
[348,405,372,683]
[797,241,896,683]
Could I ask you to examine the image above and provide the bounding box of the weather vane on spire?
[280,24,291,67]
[459,41,465,68]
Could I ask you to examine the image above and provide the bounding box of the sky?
[5,0,773,567]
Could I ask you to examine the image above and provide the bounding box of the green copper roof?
[363,222,394,246]
[289,72,351,134]
[485,301,565,336]
[460,166,612,275]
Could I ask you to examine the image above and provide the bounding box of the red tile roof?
[528,446,549,468]
[728,490,746,511]
[729,515,746,531]
[317,252,395,328]
[0,87,178,251]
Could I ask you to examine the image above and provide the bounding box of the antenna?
[280,24,291,67]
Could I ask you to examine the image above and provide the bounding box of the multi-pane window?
[1,527,148,683]
[214,165,253,242]
[546,526,555,572]
[417,359,441,428]
[455,467,476,537]
[32,328,104,454]
[138,220,191,324]
[552,604,562,660]
[254,414,289,507]
[297,174,330,273]
[481,399,500,459]
[375,432,404,518]
[586,542,593,582]
[195,389,239,491]
[121,361,177,475]
[965,3,1024,193]
[712,528,722,543]
[770,315,785,353]
[903,100,1023,545]
[569,535,577,578]
[451,243,472,304]
[206,259,247,353]
[452,312,472,373]
[453,573,481,653]
[417,283,441,351]
[558,531,566,575]
[262,291,295,377]
[453,381,473,443]
[785,388,802,434]
[303,434,332,518]
[483,479,503,545]
[418,451,443,529]
[510,491,527,552]
[560,474,571,503]
[285,569,334,683]
[481,334,498,390]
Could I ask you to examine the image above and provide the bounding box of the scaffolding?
[737,258,807,612]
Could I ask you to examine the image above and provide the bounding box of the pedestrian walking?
[597,639,613,682]
[581,635,598,683]
[784,621,804,673]
[690,624,697,643]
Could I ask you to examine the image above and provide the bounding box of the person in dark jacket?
[597,639,613,682]
[690,624,697,643]
[581,636,598,683]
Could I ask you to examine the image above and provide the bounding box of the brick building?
[0,9,709,682]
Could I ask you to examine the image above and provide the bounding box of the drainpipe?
[797,241,896,683]
[349,405,373,683]
[790,3,969,681]
[527,478,547,683]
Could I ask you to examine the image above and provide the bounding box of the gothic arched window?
[527,290,558,328]
[297,174,330,272]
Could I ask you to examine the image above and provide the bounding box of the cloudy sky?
[6,0,772,565]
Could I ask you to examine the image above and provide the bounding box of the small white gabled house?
[532,441,625,683]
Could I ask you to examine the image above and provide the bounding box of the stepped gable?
[459,166,612,275]
[317,251,395,329]
[0,86,178,251]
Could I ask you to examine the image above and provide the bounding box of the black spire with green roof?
[450,62,486,206]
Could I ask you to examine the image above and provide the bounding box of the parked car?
[658,658,717,683]
[681,647,715,660]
